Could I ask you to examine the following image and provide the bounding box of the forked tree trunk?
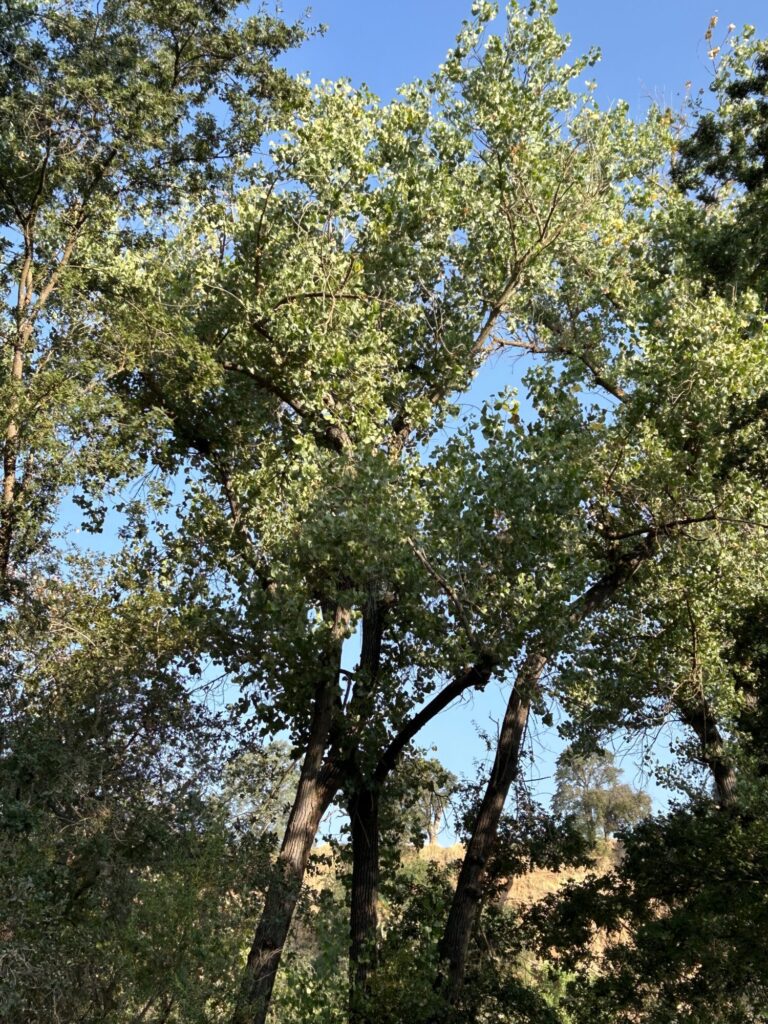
[232,676,341,1024]
[345,656,498,1012]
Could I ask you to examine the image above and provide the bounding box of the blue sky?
[272,0,766,822]
[278,0,766,111]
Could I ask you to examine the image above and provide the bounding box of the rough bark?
[677,698,737,805]
[1,283,31,586]
[350,656,499,991]
[346,599,386,1013]
[433,656,542,1009]
[337,654,499,1019]
[348,783,380,1020]
[232,672,342,1024]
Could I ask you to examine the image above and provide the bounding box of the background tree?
[406,757,459,848]
[0,554,276,1023]
[529,795,768,1024]
[552,750,651,843]
[0,7,307,1017]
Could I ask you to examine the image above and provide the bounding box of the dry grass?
[308,839,620,911]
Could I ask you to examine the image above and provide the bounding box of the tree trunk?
[677,698,737,805]
[348,783,380,1020]
[433,655,542,1010]
[232,677,341,1024]
[431,539,659,1014]
[0,322,28,587]
[341,656,498,1017]
[342,597,388,1017]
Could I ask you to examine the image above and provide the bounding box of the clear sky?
[278,0,767,111]
[272,1,767,823]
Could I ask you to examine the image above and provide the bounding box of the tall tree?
[521,34,768,1023]
[0,6,306,1019]
[9,4,766,1023]
[426,20,768,1020]
[99,3,662,1019]
[0,0,305,596]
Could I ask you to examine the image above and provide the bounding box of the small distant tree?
[552,750,651,843]
[417,760,459,847]
[384,756,458,849]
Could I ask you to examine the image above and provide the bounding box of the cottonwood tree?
[98,3,673,1021]
[16,4,766,1024]
[540,33,768,812]
[519,32,768,1024]
[422,29,768,1024]
[0,0,305,597]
